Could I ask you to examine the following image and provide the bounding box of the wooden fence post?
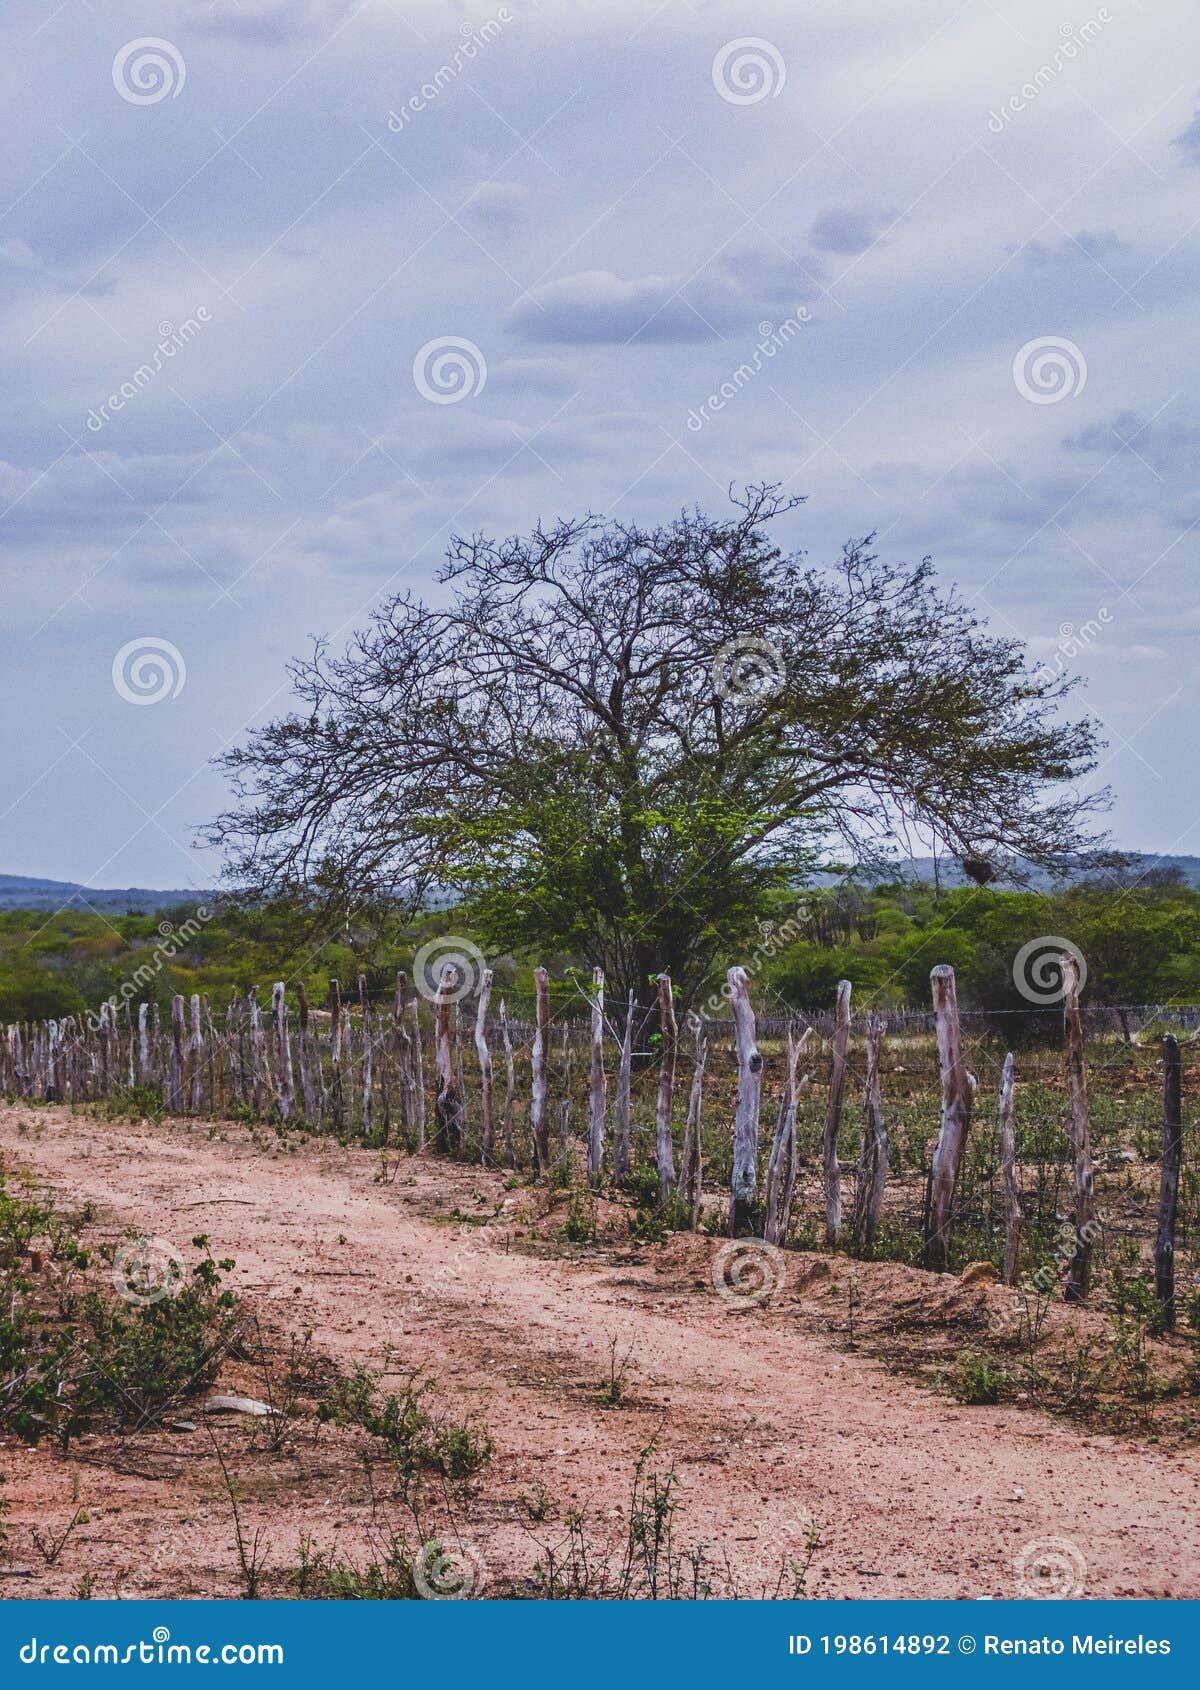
[530,966,551,1173]
[189,993,203,1113]
[998,1052,1020,1286]
[727,966,763,1237]
[169,994,185,1113]
[924,965,974,1273]
[765,1025,807,1246]
[822,979,852,1244]
[558,1021,572,1174]
[328,980,343,1133]
[613,990,634,1180]
[434,964,463,1153]
[677,1016,707,1229]
[498,997,516,1166]
[358,974,373,1136]
[1155,1034,1183,1327]
[138,1002,151,1086]
[296,983,318,1125]
[587,966,606,1189]
[272,982,294,1123]
[1062,953,1095,1303]
[655,973,677,1202]
[851,1017,888,1254]
[475,968,496,1164]
[410,995,426,1150]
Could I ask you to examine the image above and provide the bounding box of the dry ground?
[1,1102,1197,1600]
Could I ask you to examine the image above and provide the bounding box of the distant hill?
[0,874,208,914]
[5,852,1198,916]
[811,853,1200,891]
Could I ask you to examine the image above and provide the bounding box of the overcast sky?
[2,0,1198,891]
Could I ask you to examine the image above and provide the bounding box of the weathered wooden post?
[138,1002,151,1086]
[189,993,204,1113]
[434,964,463,1153]
[328,980,344,1133]
[393,972,415,1139]
[530,966,551,1172]
[1062,953,1094,1303]
[655,973,677,1202]
[475,968,496,1163]
[766,1025,808,1246]
[272,983,294,1123]
[358,974,373,1136]
[822,979,852,1244]
[587,966,606,1189]
[727,966,763,1237]
[498,997,516,1166]
[169,993,185,1113]
[558,1020,572,1174]
[924,965,974,1273]
[613,990,634,1180]
[248,986,267,1117]
[410,994,426,1150]
[998,1052,1020,1286]
[851,1017,888,1254]
[1154,1033,1182,1327]
[296,983,318,1125]
[677,1016,707,1229]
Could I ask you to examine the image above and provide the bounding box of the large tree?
[208,487,1104,1002]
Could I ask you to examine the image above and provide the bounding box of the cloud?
[460,182,529,238]
[488,357,576,397]
[506,252,820,346]
[809,207,897,255]
[1172,105,1200,164]
[0,238,42,272]
[190,0,357,45]
[1016,229,1131,268]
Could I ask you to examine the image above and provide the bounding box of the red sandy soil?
[0,1102,1197,1601]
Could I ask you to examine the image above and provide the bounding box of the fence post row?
[2,960,1190,1303]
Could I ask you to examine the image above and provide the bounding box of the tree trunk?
[613,990,634,1180]
[296,982,318,1126]
[328,980,343,1133]
[851,1016,888,1254]
[822,979,852,1244]
[924,965,974,1273]
[676,1016,707,1229]
[410,997,426,1150]
[474,968,496,1164]
[1062,953,1095,1303]
[655,973,678,1203]
[169,994,185,1113]
[998,1052,1020,1286]
[558,1021,572,1176]
[727,966,763,1237]
[587,967,606,1189]
[358,974,373,1137]
[530,966,551,1173]
[1154,1034,1182,1327]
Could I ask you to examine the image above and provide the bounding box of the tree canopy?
[208,487,1104,1002]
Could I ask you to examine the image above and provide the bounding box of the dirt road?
[1,1103,1196,1599]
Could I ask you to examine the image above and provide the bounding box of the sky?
[2,0,1199,893]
